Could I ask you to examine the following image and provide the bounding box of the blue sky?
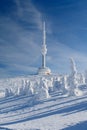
[0,0,87,78]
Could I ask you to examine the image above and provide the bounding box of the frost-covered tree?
[68,58,78,95]
[53,78,62,91]
[5,88,14,97]
[84,70,87,84]
[5,88,9,97]
[36,78,50,99]
[28,81,34,95]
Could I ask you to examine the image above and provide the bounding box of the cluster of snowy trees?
[3,73,87,99]
[0,58,87,99]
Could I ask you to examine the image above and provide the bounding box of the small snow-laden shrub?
[65,75,77,96]
[0,91,5,98]
[37,83,50,99]
[53,80,62,91]
[5,88,14,97]
[28,81,34,95]
[20,80,28,95]
[74,88,83,96]
[33,80,41,94]
[47,78,54,93]
[27,94,41,106]
[52,77,66,94]
[15,80,34,96]
[75,84,87,96]
[41,87,50,99]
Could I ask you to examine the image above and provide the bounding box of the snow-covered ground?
[0,65,87,130]
[0,91,87,130]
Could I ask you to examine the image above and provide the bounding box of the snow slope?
[0,91,87,130]
[0,73,87,130]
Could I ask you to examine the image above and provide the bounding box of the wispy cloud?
[14,0,42,29]
[0,0,43,77]
[47,41,87,73]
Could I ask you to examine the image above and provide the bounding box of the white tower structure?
[42,22,47,68]
[38,22,51,75]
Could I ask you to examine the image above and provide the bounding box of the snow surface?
[0,66,87,130]
[0,91,87,130]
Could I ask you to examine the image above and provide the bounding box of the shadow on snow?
[63,121,87,130]
[0,95,87,126]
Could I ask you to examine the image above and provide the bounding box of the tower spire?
[43,21,46,45]
[41,21,47,68]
